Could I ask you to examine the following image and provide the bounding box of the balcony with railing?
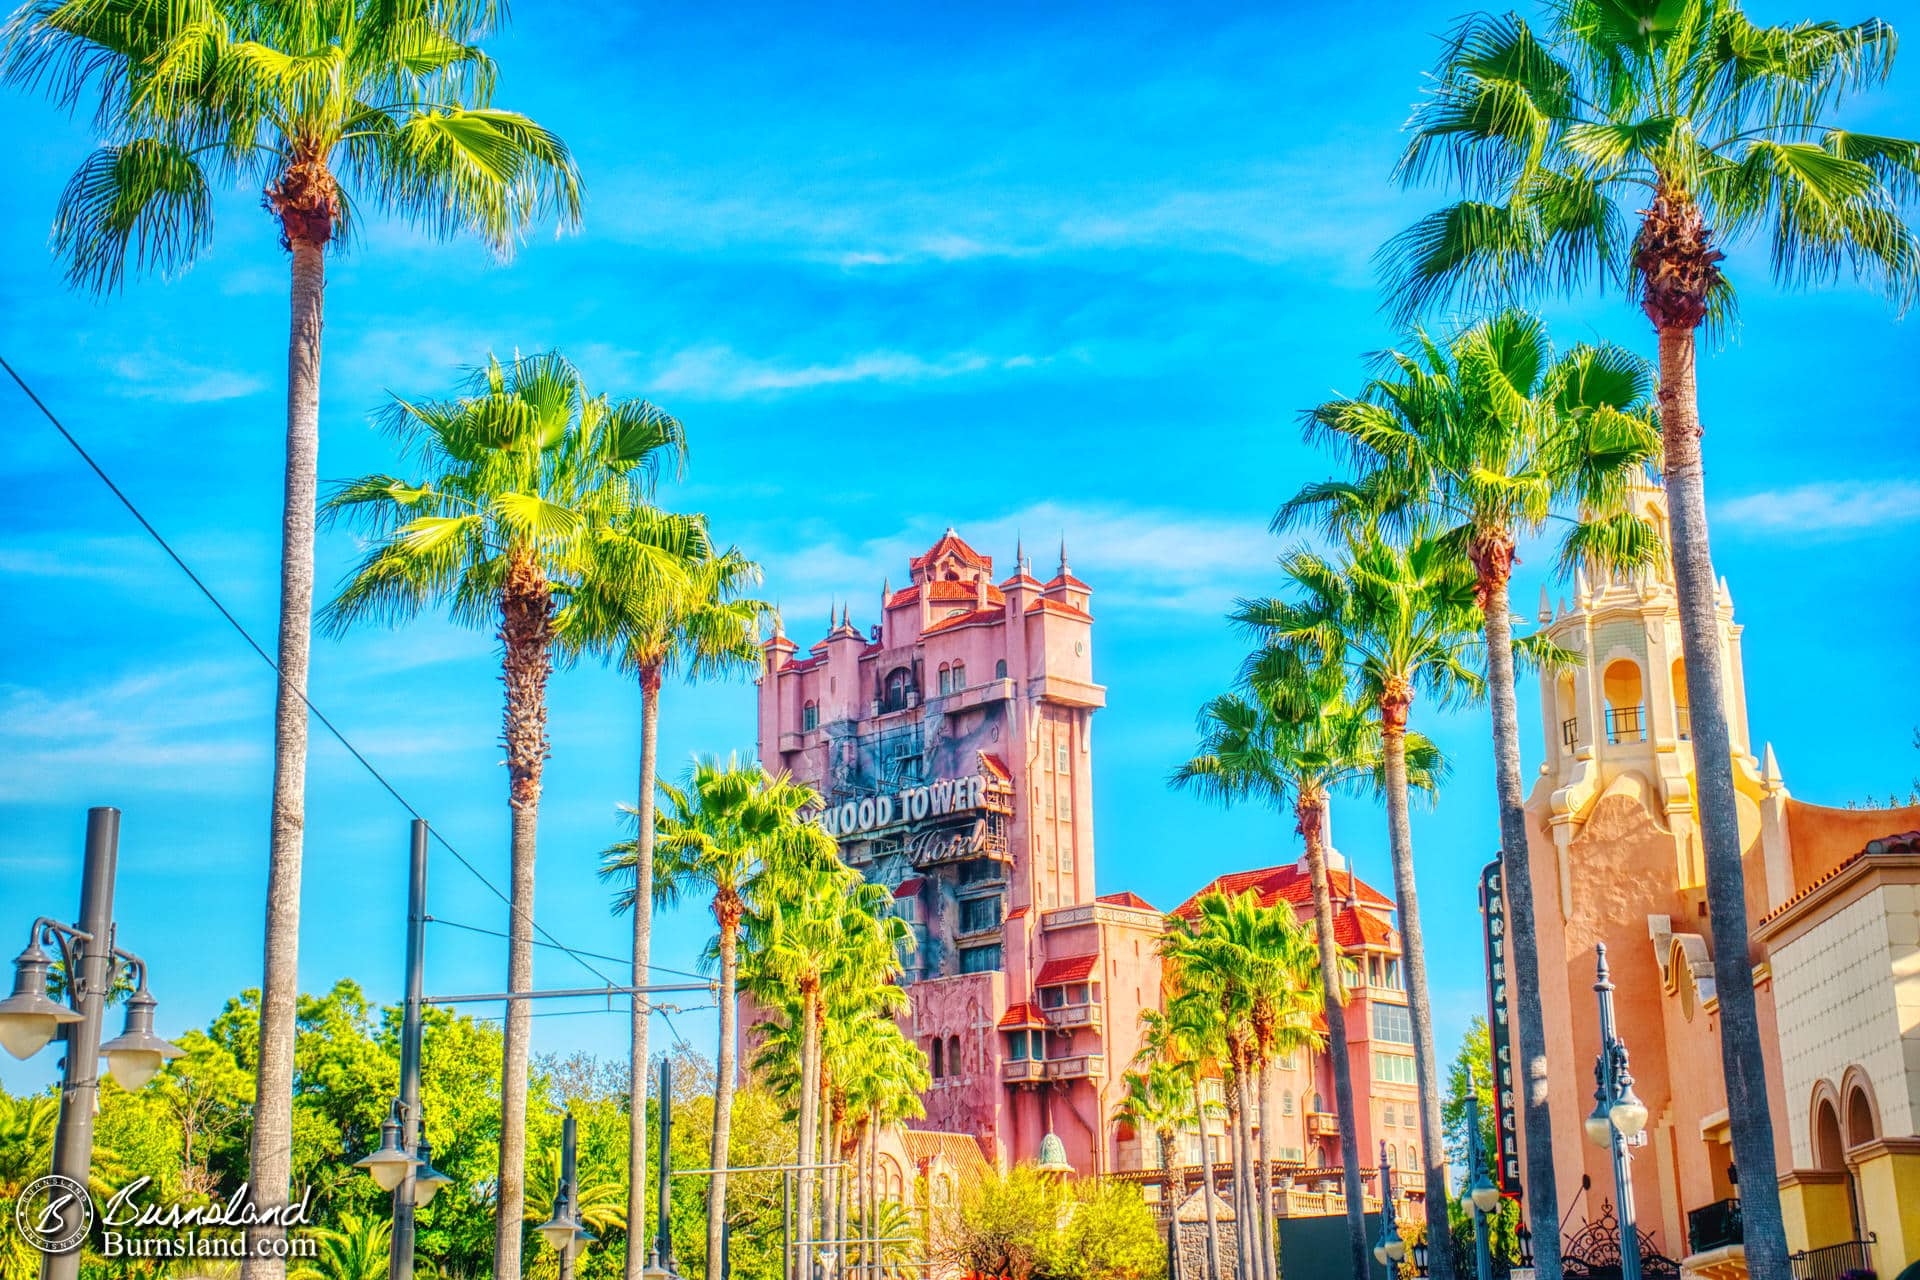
[1606,704,1646,744]
[1686,1198,1742,1254]
[1045,1052,1106,1081]
[1788,1235,1876,1280]
[1307,1111,1340,1138]
[1048,1000,1103,1033]
[1562,716,1579,748]
[1001,1058,1045,1085]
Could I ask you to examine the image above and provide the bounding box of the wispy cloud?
[108,349,266,403]
[1715,480,1920,534]
[0,661,268,803]
[647,344,1048,400]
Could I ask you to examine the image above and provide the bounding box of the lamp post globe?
[100,987,184,1089]
[1609,1087,1649,1140]
[409,1136,454,1208]
[1469,1175,1501,1216]
[1584,1101,1614,1149]
[356,1111,419,1193]
[0,940,83,1060]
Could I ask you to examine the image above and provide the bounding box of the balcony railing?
[1045,1053,1106,1081]
[1606,704,1646,744]
[1001,1059,1045,1085]
[1307,1111,1340,1138]
[1562,717,1579,748]
[1686,1197,1742,1254]
[1789,1235,1876,1280]
[1048,1001,1103,1033]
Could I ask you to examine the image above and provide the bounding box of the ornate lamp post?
[0,808,183,1280]
[1464,1066,1501,1280]
[1374,1139,1406,1277]
[537,1109,595,1280]
[1585,945,1650,1280]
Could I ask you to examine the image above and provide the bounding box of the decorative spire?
[1057,534,1070,578]
[1762,742,1783,791]
[1719,575,1734,609]
[1538,584,1552,623]
[1574,565,1592,608]
[841,603,851,630]
[1016,533,1029,576]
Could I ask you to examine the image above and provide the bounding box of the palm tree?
[838,1020,928,1280]
[1,13,581,1265]
[1173,652,1439,1280]
[1115,1060,1194,1177]
[291,1213,391,1280]
[1384,12,1920,1268]
[523,1140,627,1259]
[742,860,906,1267]
[1239,530,1482,1280]
[322,352,685,1280]
[603,755,829,1280]
[560,526,771,1280]
[1139,1003,1226,1280]
[1281,311,1661,1273]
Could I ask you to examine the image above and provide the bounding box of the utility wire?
[1,353,619,989]
[427,916,710,982]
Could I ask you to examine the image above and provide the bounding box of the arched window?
[947,1035,962,1077]
[883,666,913,712]
[950,661,965,690]
[937,663,951,695]
[1385,1145,1397,1167]
[930,1038,943,1078]
[1603,660,1646,743]
[995,658,1008,680]
[802,700,818,731]
[1671,658,1691,740]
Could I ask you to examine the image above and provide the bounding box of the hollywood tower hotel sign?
[755,531,1165,1174]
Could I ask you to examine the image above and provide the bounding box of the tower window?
[883,666,913,712]
[931,1038,943,1078]
[802,700,818,731]
[1602,660,1646,744]
[937,663,951,695]
[950,661,965,690]
[995,658,1008,679]
[947,1035,962,1077]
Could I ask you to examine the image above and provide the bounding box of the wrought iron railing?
[1686,1197,1741,1253]
[1788,1235,1876,1280]
[1562,716,1579,747]
[1605,705,1646,744]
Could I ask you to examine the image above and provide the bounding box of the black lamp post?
[1586,946,1650,1280]
[1374,1139,1406,1277]
[0,808,182,1280]
[1464,1066,1501,1280]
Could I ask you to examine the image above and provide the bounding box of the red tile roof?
[1005,905,1029,920]
[998,571,1043,590]
[1096,890,1159,912]
[893,877,925,899]
[1330,906,1395,948]
[1175,861,1394,918]
[923,607,1002,634]
[1044,572,1092,592]
[997,1002,1048,1030]
[1759,829,1920,925]
[911,531,993,572]
[1034,954,1098,986]
[979,753,1011,782]
[1026,597,1093,622]
[900,1128,997,1182]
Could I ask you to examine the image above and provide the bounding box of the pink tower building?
[755,530,1164,1174]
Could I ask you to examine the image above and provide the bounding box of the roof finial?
[841,603,851,629]
[1058,533,1070,577]
[1016,532,1027,574]
[1762,742,1783,790]
[1538,584,1552,623]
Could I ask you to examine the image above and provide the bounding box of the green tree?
[293,1212,391,1280]
[1385,10,1920,1268]
[323,351,687,1280]
[1,11,581,1264]
[1138,1001,1226,1280]
[561,527,770,1280]
[1239,529,1482,1280]
[604,755,829,1280]
[1281,310,1659,1271]
[1114,1062,1194,1176]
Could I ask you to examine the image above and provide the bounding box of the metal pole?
[42,807,119,1280]
[1465,1082,1492,1280]
[783,1170,793,1280]
[655,1057,674,1272]
[391,819,429,1280]
[558,1110,579,1280]
[1380,1139,1397,1280]
[1594,947,1642,1280]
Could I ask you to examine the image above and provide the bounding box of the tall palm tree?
[1282,311,1661,1273]
[561,530,771,1280]
[1239,530,1482,1280]
[1383,11,1920,1268]
[322,352,685,1280]
[1248,904,1325,1280]
[1173,654,1439,1280]
[1115,1060,1195,1177]
[743,860,905,1266]
[602,755,829,1280]
[291,1213,392,1280]
[1139,1003,1226,1280]
[1,13,581,1266]
[838,1020,927,1280]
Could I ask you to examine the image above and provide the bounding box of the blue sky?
[3,0,1918,1092]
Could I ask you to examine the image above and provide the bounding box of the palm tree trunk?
[1379,709,1455,1280]
[626,670,662,1280]
[1194,1074,1223,1280]
[243,233,324,1280]
[1226,1067,1251,1280]
[1477,552,1565,1280]
[1256,1059,1277,1280]
[1656,324,1789,1278]
[707,914,739,1280]
[495,552,554,1280]
[797,990,821,1273]
[1299,799,1369,1280]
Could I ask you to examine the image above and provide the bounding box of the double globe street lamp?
[1373,1139,1406,1275]
[0,808,184,1280]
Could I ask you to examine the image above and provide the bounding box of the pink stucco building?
[755,530,1424,1194]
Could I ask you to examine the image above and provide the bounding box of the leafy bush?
[943,1168,1165,1280]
